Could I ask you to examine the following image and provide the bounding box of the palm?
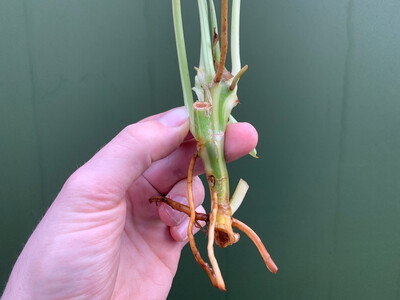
[109,176,185,299]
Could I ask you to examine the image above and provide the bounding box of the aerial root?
[207,189,225,290]
[150,194,279,278]
[229,65,248,90]
[149,195,208,222]
[214,0,228,83]
[231,218,278,274]
[186,154,223,290]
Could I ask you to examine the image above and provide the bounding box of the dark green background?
[1,0,400,299]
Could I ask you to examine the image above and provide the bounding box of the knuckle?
[62,168,122,205]
[120,124,147,149]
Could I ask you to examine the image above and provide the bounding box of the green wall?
[1,1,400,299]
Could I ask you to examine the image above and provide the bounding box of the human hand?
[2,107,258,300]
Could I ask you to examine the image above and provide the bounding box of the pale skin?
[2,106,258,300]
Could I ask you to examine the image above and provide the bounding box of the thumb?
[64,106,189,202]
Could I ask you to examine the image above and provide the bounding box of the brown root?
[149,196,208,222]
[186,154,223,290]
[232,218,278,274]
[149,196,207,232]
[214,0,228,83]
[207,189,226,290]
[149,196,278,276]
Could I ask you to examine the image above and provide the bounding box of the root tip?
[267,258,278,274]
[218,282,227,291]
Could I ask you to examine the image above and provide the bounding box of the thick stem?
[199,136,237,248]
[194,83,239,248]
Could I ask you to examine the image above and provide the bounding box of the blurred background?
[1,0,400,299]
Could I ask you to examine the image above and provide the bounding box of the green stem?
[172,0,194,125]
[198,0,215,83]
[209,0,220,66]
[231,0,241,75]
[194,82,238,247]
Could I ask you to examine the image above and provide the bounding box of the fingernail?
[165,196,187,225]
[158,107,189,127]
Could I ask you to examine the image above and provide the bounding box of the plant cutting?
[150,0,278,291]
